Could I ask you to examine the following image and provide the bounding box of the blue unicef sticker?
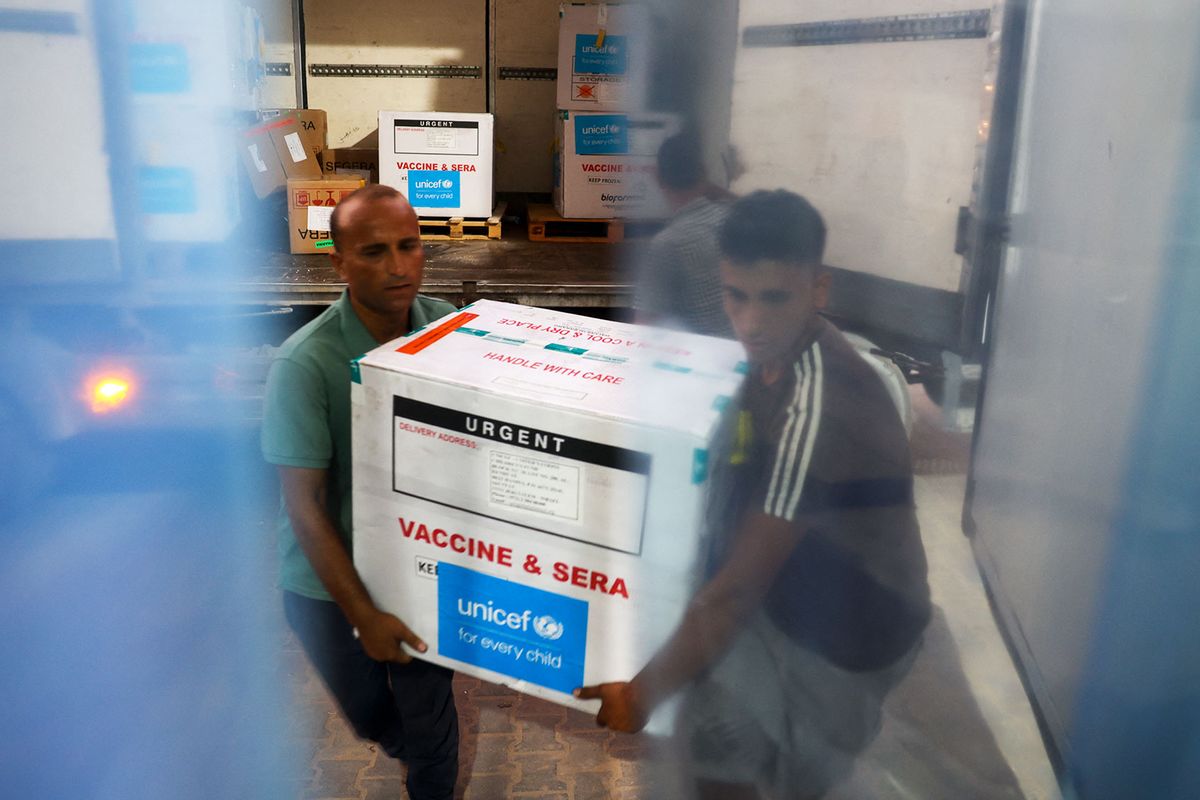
[438,563,588,694]
[408,170,461,208]
[129,42,190,94]
[574,114,628,155]
[574,34,627,75]
[137,166,196,214]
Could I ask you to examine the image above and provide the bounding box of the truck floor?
[276,387,1059,800]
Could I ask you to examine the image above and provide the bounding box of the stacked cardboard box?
[378,111,495,218]
[262,108,328,163]
[320,148,379,184]
[556,2,649,112]
[286,177,364,254]
[239,112,323,199]
[553,3,672,219]
[554,110,677,219]
[239,108,382,252]
[351,300,745,715]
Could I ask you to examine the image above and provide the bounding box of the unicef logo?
[532,615,564,641]
[608,123,621,135]
[440,178,453,188]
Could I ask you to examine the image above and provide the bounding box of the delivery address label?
[391,396,651,555]
[488,451,580,521]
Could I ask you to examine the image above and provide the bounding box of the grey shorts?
[674,612,917,798]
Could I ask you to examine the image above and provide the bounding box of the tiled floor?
[281,637,682,799]
[279,388,1061,799]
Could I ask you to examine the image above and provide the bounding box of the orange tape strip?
[397,312,479,354]
[242,116,296,137]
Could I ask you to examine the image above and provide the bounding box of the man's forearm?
[630,512,803,716]
[286,488,427,663]
[631,583,757,711]
[278,465,380,625]
[287,498,379,626]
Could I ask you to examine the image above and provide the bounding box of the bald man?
[262,186,459,799]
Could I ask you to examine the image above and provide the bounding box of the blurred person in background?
[579,190,930,799]
[634,130,736,338]
[261,186,460,800]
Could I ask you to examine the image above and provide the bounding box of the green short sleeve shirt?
[261,290,458,600]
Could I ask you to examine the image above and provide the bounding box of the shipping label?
[138,166,196,214]
[283,132,307,163]
[489,451,580,521]
[393,120,480,156]
[306,205,334,232]
[129,42,190,94]
[391,396,650,554]
[248,143,268,173]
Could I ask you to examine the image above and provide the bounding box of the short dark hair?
[718,189,826,266]
[330,184,404,250]
[656,131,704,191]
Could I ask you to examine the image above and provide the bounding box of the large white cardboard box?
[557,3,650,111]
[351,300,745,715]
[378,111,494,217]
[554,110,677,219]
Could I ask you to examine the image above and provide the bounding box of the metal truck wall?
[289,0,563,192]
[492,0,559,193]
[642,0,740,189]
[1,0,120,283]
[303,0,488,148]
[247,0,299,108]
[2,2,291,798]
[967,0,1200,794]
[729,0,995,293]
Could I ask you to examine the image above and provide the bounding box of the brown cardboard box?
[239,123,288,198]
[262,108,328,162]
[240,116,322,196]
[267,117,323,181]
[319,148,379,183]
[287,177,364,254]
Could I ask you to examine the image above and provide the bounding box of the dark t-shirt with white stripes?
[705,317,931,671]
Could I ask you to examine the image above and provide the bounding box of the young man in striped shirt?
[577,190,930,799]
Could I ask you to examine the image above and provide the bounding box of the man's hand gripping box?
[350,300,745,717]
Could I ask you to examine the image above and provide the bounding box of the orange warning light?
[89,375,134,414]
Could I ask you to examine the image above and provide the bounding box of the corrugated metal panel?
[493,0,560,193]
[304,0,487,148]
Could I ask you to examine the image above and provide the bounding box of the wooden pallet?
[526,203,663,243]
[419,200,506,240]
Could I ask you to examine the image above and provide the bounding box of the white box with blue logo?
[554,110,678,219]
[378,111,494,217]
[350,300,745,717]
[556,3,650,111]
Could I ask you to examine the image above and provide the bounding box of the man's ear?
[329,250,346,280]
[813,269,832,310]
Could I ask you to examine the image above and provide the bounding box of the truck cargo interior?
[3,2,1198,800]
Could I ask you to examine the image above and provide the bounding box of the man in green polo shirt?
[262,185,459,800]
